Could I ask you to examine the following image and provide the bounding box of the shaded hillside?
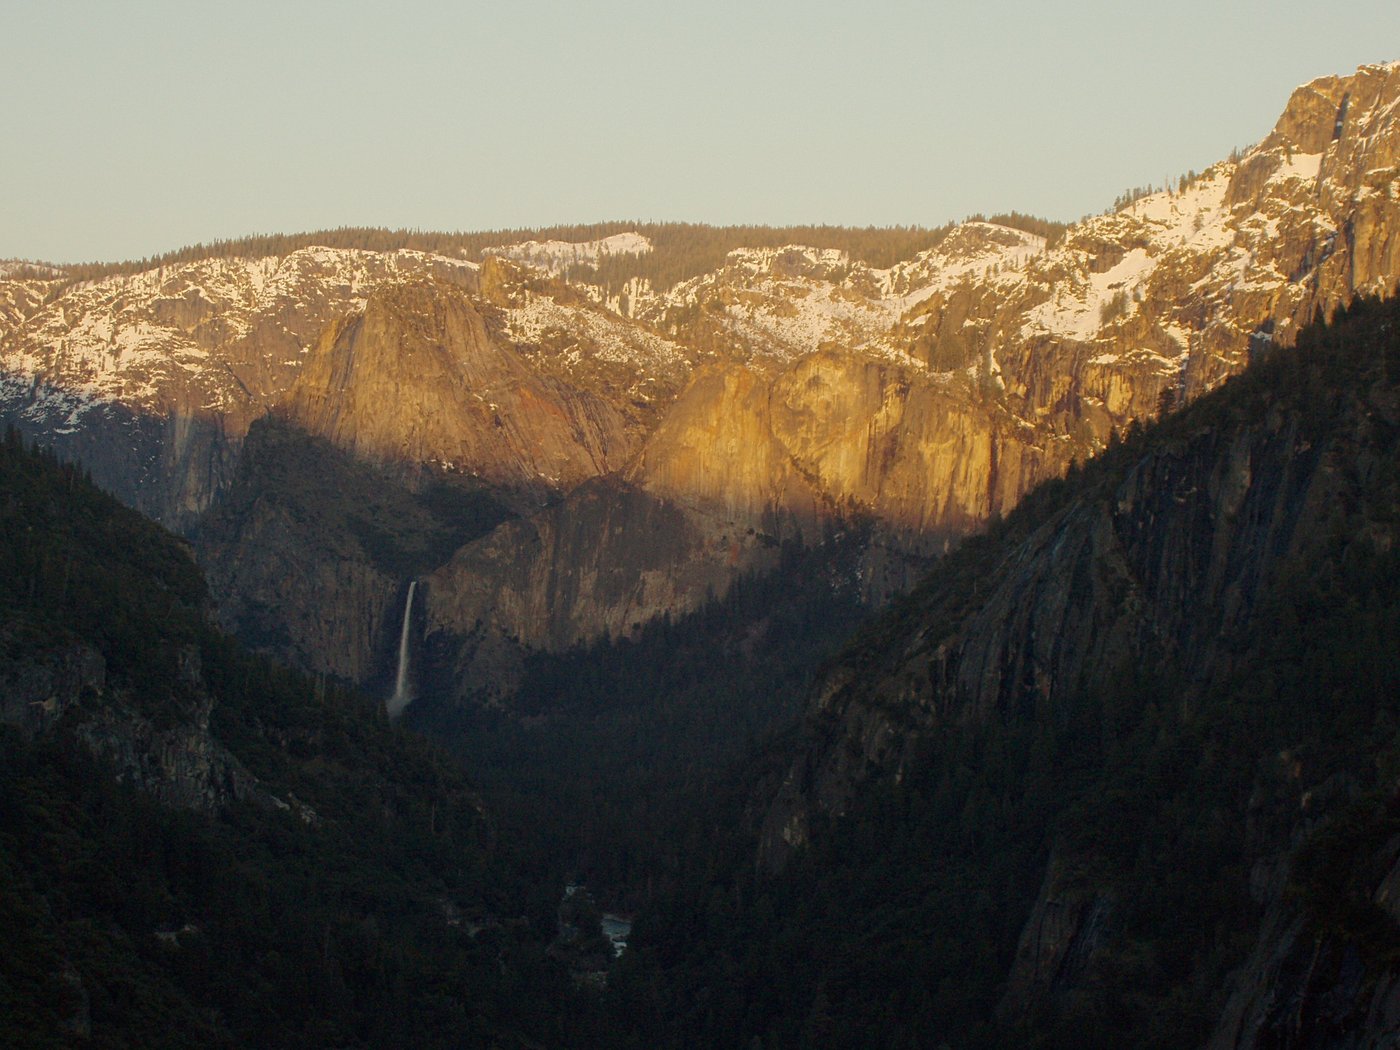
[0,431,588,1048]
[195,413,518,684]
[610,293,1400,1049]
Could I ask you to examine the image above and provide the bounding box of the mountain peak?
[1269,59,1400,154]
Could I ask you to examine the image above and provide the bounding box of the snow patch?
[503,290,689,378]
[485,233,653,275]
[0,245,482,417]
[1024,247,1156,341]
[1270,151,1322,184]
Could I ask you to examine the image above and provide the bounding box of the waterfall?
[387,580,417,718]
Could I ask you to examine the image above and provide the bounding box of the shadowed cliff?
[613,292,1400,1049]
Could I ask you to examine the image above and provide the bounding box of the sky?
[5,0,1400,264]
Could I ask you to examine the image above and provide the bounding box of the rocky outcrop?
[1207,826,1400,1050]
[425,477,779,668]
[758,378,1355,867]
[195,412,519,685]
[0,640,259,812]
[0,397,241,534]
[633,362,826,527]
[769,351,1070,532]
[0,249,480,525]
[283,277,640,493]
[73,689,261,812]
[0,640,107,736]
[201,488,402,683]
[424,62,1400,673]
[998,851,1115,1023]
[900,63,1400,437]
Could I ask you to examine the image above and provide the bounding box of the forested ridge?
[597,294,1400,1048]
[0,431,598,1048]
[31,215,1068,293]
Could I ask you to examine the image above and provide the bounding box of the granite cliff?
[740,291,1400,1045]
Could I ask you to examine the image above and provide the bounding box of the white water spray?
[387,580,417,718]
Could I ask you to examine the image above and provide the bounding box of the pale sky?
[5,0,1399,264]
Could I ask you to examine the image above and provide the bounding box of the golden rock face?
[633,362,823,526]
[283,278,635,492]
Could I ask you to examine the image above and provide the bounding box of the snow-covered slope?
[0,248,478,427]
[3,63,1397,520]
[612,223,1047,367]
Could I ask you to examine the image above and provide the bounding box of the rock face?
[0,248,479,529]
[3,63,1399,690]
[1207,823,1400,1050]
[634,362,826,527]
[997,851,1115,1022]
[751,291,1400,1041]
[200,484,403,684]
[0,642,108,738]
[283,277,640,493]
[758,367,1359,867]
[194,413,517,684]
[0,639,257,812]
[426,477,772,657]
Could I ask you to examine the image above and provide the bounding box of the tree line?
[23,216,1070,296]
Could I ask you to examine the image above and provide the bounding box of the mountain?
[6,59,1400,1050]
[611,285,1400,1050]
[0,431,593,1048]
[2,63,1399,703]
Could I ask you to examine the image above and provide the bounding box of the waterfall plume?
[387,580,417,718]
